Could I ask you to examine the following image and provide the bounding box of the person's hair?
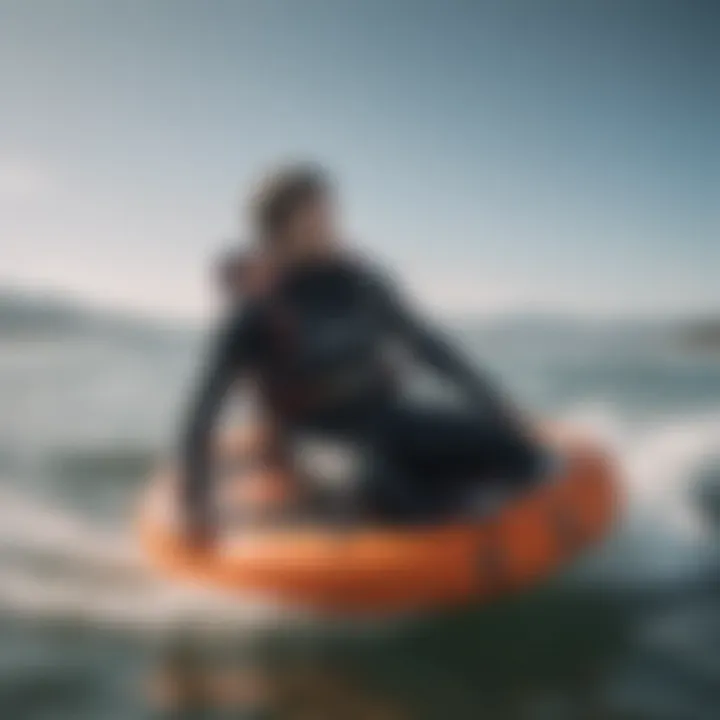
[249,163,333,241]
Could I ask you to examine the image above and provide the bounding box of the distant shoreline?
[0,287,194,340]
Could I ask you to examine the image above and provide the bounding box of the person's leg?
[297,399,541,521]
[380,404,541,492]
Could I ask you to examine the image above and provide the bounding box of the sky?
[0,0,718,320]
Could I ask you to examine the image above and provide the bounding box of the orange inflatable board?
[139,428,619,615]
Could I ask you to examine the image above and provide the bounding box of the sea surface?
[0,296,718,719]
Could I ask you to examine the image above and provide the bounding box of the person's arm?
[376,272,517,421]
[180,307,257,541]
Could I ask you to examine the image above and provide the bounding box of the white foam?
[0,484,298,634]
[558,405,720,584]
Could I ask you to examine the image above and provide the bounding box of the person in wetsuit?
[182,164,539,541]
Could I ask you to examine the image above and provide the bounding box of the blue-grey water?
[0,296,718,719]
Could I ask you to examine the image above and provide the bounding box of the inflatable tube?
[138,427,619,614]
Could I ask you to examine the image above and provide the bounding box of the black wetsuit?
[183,257,538,522]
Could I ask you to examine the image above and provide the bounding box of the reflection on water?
[5,576,719,720]
[141,585,703,719]
[150,648,417,718]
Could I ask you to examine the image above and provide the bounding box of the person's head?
[249,163,340,265]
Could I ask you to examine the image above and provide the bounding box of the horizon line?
[1,277,718,329]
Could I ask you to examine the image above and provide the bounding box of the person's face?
[275,194,340,263]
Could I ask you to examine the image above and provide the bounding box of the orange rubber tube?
[138,427,620,615]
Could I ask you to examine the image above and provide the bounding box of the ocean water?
[0,301,718,719]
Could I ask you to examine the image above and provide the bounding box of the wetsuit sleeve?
[375,273,512,418]
[180,307,258,525]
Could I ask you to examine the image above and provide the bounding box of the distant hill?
[0,290,93,336]
[0,288,191,342]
